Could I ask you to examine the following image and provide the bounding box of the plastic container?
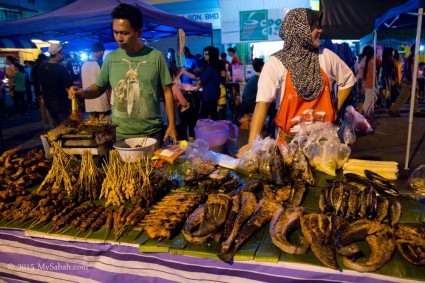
[194,124,229,149]
[113,137,157,162]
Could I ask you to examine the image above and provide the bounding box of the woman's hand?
[236,143,251,158]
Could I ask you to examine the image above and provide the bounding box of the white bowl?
[113,137,157,162]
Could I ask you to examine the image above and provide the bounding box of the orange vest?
[275,68,336,134]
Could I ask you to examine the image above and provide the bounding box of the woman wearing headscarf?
[238,8,356,155]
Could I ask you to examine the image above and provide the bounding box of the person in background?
[23,60,34,108]
[31,53,53,129]
[64,53,82,87]
[227,47,241,65]
[360,46,377,121]
[195,46,221,121]
[69,3,176,143]
[0,69,6,118]
[220,52,231,81]
[389,44,425,117]
[81,42,111,124]
[379,47,395,109]
[238,8,356,156]
[38,43,74,126]
[241,58,264,115]
[182,46,200,85]
[11,63,27,116]
[390,49,402,105]
[5,56,16,96]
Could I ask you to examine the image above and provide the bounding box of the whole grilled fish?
[301,213,347,271]
[221,192,257,253]
[270,205,309,254]
[193,194,232,237]
[291,146,315,186]
[218,198,280,262]
[221,194,241,241]
[336,218,395,272]
[269,145,287,185]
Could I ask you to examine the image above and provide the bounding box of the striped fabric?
[0,39,37,49]
[0,229,422,283]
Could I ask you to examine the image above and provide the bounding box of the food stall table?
[0,229,423,283]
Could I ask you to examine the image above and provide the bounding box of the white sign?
[180,10,221,29]
[220,0,310,44]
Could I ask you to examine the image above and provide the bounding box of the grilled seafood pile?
[183,162,241,193]
[319,180,401,225]
[269,206,402,272]
[135,192,204,240]
[183,191,281,263]
[0,147,52,189]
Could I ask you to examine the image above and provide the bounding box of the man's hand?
[68,86,82,99]
[164,125,178,145]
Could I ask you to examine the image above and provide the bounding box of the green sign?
[239,10,268,41]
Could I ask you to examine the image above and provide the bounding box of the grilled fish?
[336,219,395,272]
[270,205,309,254]
[291,146,315,186]
[219,198,280,262]
[222,192,257,253]
[193,194,232,237]
[301,213,346,270]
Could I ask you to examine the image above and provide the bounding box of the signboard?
[240,10,268,41]
[180,11,221,29]
[221,0,310,44]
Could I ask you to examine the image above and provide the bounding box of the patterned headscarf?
[272,8,323,101]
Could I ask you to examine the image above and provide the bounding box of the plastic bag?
[345,105,373,134]
[258,139,278,176]
[185,139,217,164]
[237,135,267,175]
[304,123,351,176]
[407,164,425,200]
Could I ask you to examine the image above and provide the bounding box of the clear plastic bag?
[345,105,373,134]
[303,123,351,176]
[407,164,425,200]
[258,139,278,176]
[237,135,269,175]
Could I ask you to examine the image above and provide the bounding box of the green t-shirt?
[96,46,172,138]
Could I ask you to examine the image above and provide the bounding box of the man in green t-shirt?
[69,3,176,143]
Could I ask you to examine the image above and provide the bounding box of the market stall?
[0,119,424,283]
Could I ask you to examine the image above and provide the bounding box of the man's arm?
[68,84,106,100]
[162,85,178,143]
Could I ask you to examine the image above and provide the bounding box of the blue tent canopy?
[0,0,212,50]
[374,0,425,30]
